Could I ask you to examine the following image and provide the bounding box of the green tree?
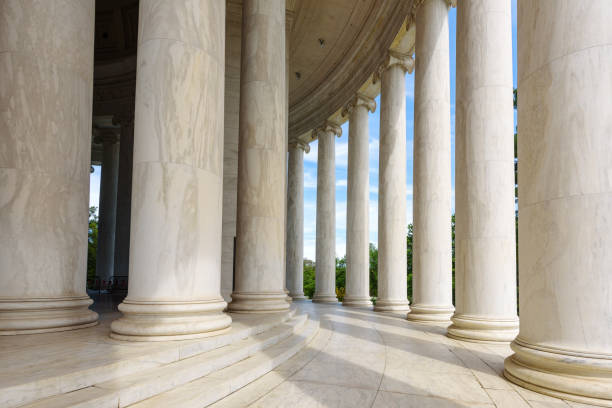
[406,224,414,303]
[303,258,316,298]
[369,243,378,298]
[87,207,98,287]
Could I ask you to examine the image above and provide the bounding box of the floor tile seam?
[370,317,388,408]
[285,378,380,392]
[378,389,498,407]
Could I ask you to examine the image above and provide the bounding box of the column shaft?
[286,143,307,300]
[407,0,455,322]
[110,0,231,340]
[376,56,412,312]
[113,116,134,283]
[504,1,612,405]
[229,0,289,313]
[343,95,375,308]
[96,135,119,285]
[313,124,341,303]
[448,0,518,343]
[0,0,98,334]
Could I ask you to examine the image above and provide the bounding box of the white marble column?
[0,0,98,334]
[286,141,308,300]
[374,52,413,313]
[407,0,455,322]
[113,114,134,282]
[504,1,612,405]
[342,95,376,308]
[448,0,518,343]
[229,0,289,313]
[110,0,231,340]
[313,122,342,303]
[95,132,120,286]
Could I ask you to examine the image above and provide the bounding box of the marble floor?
[213,302,600,408]
[0,297,602,408]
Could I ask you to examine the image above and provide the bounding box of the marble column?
[110,0,231,340]
[448,0,518,343]
[407,0,455,322]
[312,122,342,303]
[229,0,289,313]
[113,114,134,282]
[286,141,309,300]
[342,95,376,308]
[0,0,98,334]
[504,1,612,405]
[95,132,120,286]
[374,52,413,313]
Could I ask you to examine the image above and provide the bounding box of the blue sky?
[90,1,518,260]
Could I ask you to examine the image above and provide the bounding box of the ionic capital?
[288,139,311,153]
[373,51,414,83]
[314,121,342,139]
[341,94,376,117]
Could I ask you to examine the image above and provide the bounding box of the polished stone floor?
[213,302,599,408]
[0,298,600,408]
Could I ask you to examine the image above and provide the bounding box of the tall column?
[229,0,289,313]
[407,0,455,322]
[286,141,308,300]
[504,1,612,405]
[448,0,518,343]
[95,132,120,285]
[0,0,98,334]
[313,122,341,303]
[342,94,376,308]
[375,52,413,313]
[110,0,231,340]
[113,113,134,282]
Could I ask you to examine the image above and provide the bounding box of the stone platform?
[0,301,601,408]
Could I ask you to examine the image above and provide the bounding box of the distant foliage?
[303,258,316,298]
[87,207,98,286]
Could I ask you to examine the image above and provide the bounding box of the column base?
[312,293,338,304]
[289,292,308,301]
[0,296,99,335]
[504,338,612,407]
[406,304,454,322]
[110,298,231,341]
[447,314,519,343]
[228,292,290,313]
[342,296,373,308]
[374,299,410,312]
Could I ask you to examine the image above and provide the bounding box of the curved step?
[129,317,320,408]
[17,311,304,408]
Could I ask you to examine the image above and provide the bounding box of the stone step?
[129,317,320,408]
[11,310,300,408]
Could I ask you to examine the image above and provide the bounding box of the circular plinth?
[447,314,519,343]
[312,294,338,304]
[110,298,231,341]
[342,296,373,308]
[0,296,99,335]
[228,292,290,313]
[406,304,454,322]
[374,299,411,313]
[504,338,612,407]
[289,293,308,301]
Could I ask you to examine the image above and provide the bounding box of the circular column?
[312,123,342,304]
[407,0,455,322]
[343,95,376,308]
[375,53,413,313]
[286,141,308,300]
[95,132,120,286]
[447,0,519,343]
[229,0,290,313]
[0,0,98,334]
[504,1,612,405]
[110,0,231,340]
